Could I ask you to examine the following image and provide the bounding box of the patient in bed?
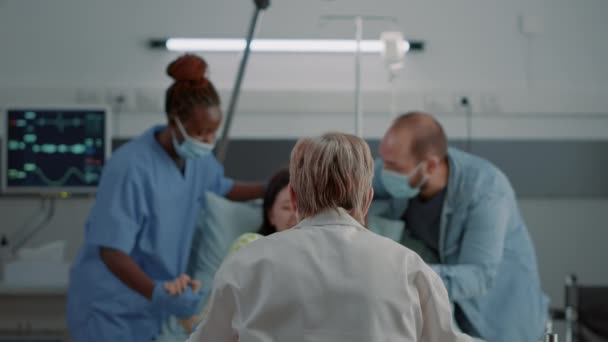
[178,168,296,333]
[230,168,295,251]
[158,168,439,339]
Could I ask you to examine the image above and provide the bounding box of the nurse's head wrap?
[165,54,221,120]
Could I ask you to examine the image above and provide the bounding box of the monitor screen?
[2,107,110,194]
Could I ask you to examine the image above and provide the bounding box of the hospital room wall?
[1,0,608,312]
[0,0,607,93]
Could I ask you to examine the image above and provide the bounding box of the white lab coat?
[188,208,472,342]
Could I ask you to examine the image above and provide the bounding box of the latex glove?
[152,282,202,318]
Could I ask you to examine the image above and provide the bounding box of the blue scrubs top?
[67,125,234,341]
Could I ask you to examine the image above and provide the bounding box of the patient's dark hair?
[258,168,291,236]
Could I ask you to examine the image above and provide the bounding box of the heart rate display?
[3,108,109,193]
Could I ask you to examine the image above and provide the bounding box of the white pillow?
[187,192,263,303]
[367,213,439,264]
[367,214,404,242]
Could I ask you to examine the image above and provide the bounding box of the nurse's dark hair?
[394,112,448,160]
[165,54,221,121]
[258,168,291,236]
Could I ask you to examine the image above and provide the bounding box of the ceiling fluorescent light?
[150,38,424,53]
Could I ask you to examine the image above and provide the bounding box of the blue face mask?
[171,117,215,160]
[380,161,427,199]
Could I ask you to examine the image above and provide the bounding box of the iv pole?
[320,15,398,138]
[216,0,271,162]
[355,16,363,138]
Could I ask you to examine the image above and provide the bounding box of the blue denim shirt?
[373,148,549,342]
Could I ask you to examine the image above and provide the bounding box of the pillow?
[187,192,263,303]
[367,213,439,264]
[368,199,392,217]
[367,214,404,243]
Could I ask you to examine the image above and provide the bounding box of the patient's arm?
[226,182,265,201]
[100,247,155,299]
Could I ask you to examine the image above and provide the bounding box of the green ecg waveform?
[32,167,99,186]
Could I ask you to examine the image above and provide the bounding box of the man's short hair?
[393,112,448,160]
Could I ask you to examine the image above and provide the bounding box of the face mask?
[171,117,215,160]
[381,161,428,199]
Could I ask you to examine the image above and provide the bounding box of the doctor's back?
[189,133,471,342]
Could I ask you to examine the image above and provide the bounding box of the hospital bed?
[550,274,608,342]
[155,193,436,341]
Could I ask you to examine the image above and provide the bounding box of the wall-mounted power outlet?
[452,94,473,114]
[106,88,136,113]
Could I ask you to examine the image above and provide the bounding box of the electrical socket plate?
[106,88,136,113]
